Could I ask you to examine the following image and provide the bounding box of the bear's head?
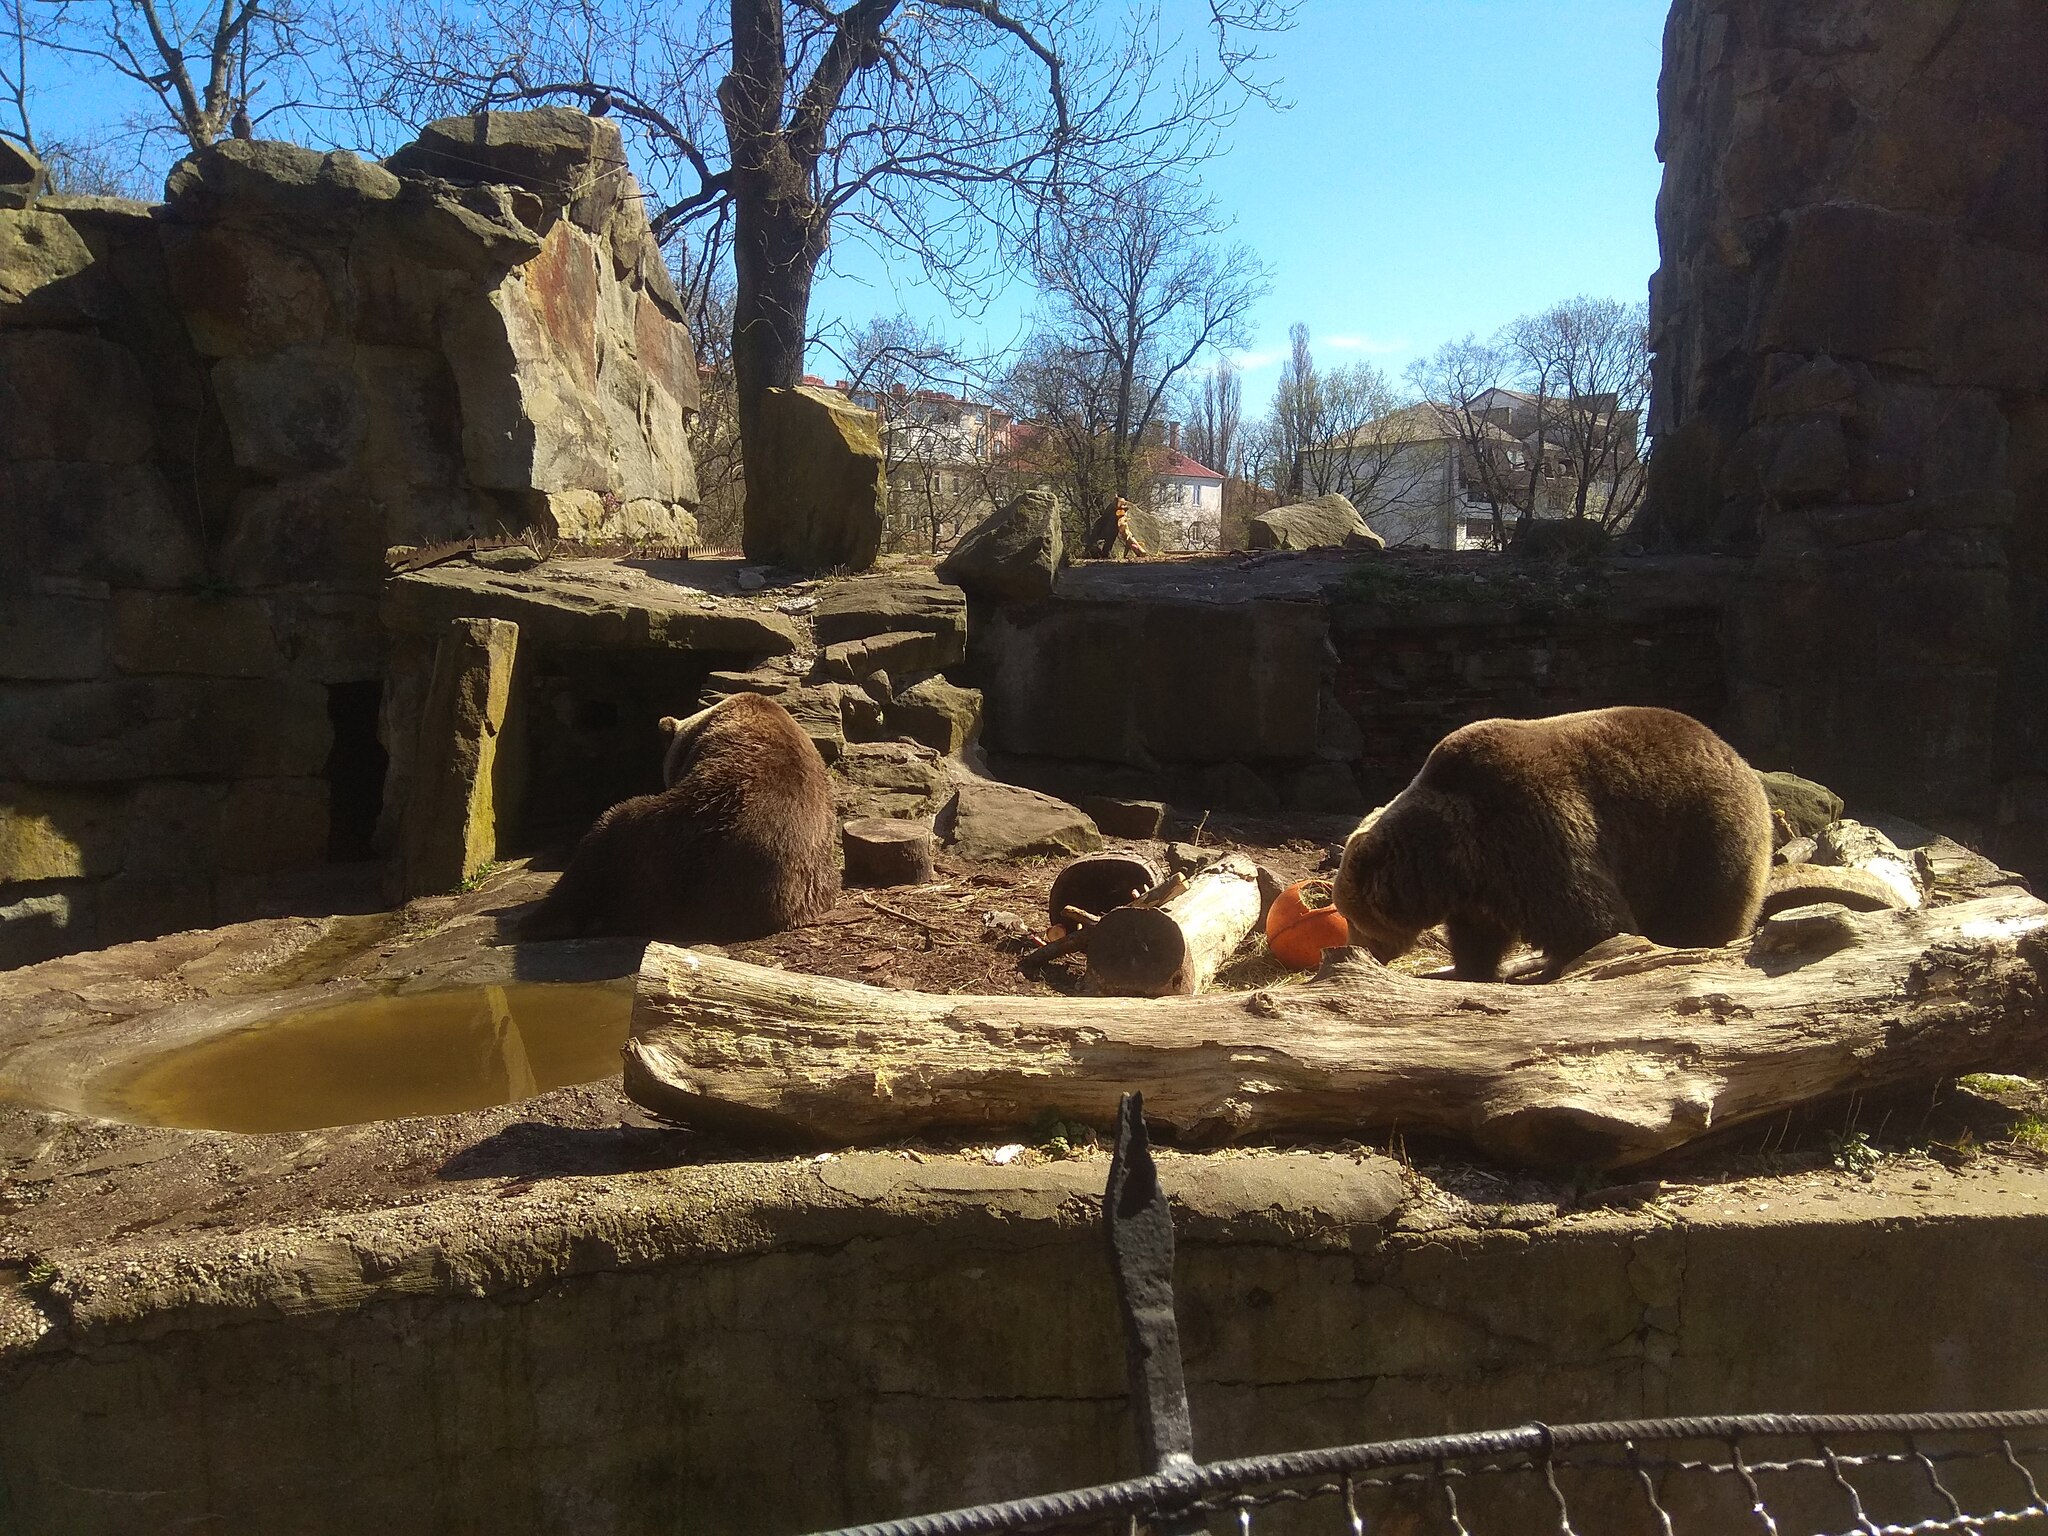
[1331,790,1456,962]
[657,700,726,787]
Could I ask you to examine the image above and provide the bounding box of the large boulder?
[1758,770,1843,839]
[1248,493,1381,552]
[813,569,967,646]
[941,774,1101,861]
[0,137,43,206]
[939,489,1064,602]
[387,109,631,231]
[745,385,886,571]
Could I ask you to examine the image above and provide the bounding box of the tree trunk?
[1086,854,1262,996]
[731,181,822,557]
[623,888,2048,1169]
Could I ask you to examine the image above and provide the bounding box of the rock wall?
[0,111,700,965]
[1649,0,2048,864]
[3,1150,2047,1532]
[974,554,1738,818]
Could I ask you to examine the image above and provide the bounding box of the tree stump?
[842,817,935,887]
[1085,853,1262,996]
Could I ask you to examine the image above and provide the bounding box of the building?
[802,377,1015,552]
[1147,446,1226,551]
[1302,394,1642,551]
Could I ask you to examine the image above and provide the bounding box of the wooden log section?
[841,818,935,887]
[1086,854,1263,997]
[622,888,2048,1169]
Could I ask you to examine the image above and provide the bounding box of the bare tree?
[329,0,1293,563]
[34,0,318,156]
[836,313,989,554]
[1183,354,1240,548]
[1404,335,1534,550]
[1023,174,1265,528]
[684,260,744,548]
[3,0,45,158]
[1508,295,1650,532]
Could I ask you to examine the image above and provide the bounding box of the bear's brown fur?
[1333,706,1771,981]
[522,692,839,944]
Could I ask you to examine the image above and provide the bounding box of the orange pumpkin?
[1264,878,1350,969]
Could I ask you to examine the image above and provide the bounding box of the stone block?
[781,684,847,764]
[264,592,383,683]
[384,561,802,656]
[212,345,368,476]
[1316,690,1365,762]
[354,345,465,491]
[830,741,952,821]
[218,778,331,875]
[887,677,983,756]
[939,490,1062,603]
[160,223,333,356]
[98,871,215,945]
[1285,762,1366,815]
[0,679,333,782]
[1077,795,1167,840]
[0,594,105,679]
[396,618,518,898]
[220,475,392,589]
[821,629,963,683]
[1765,416,1849,505]
[1199,762,1281,813]
[122,781,231,877]
[1758,770,1844,837]
[941,775,1101,862]
[0,462,204,593]
[0,331,154,462]
[109,593,284,678]
[745,385,885,572]
[1932,239,2048,391]
[386,108,631,231]
[813,571,968,646]
[164,140,401,226]
[1755,203,1947,366]
[0,209,106,327]
[0,784,125,880]
[0,879,94,969]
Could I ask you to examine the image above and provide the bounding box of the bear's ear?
[658,716,682,738]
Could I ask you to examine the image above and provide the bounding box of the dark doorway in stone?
[325,680,387,861]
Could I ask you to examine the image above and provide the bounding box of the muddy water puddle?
[89,981,636,1133]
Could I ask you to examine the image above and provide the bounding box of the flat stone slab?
[385,556,805,654]
[942,774,1102,861]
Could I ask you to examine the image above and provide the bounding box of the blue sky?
[813,0,1670,415]
[31,0,1669,421]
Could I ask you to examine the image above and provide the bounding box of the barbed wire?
[807,1411,2048,1536]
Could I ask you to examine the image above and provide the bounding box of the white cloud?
[1228,346,1285,370]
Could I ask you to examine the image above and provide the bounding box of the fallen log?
[1085,853,1262,997]
[621,887,2048,1169]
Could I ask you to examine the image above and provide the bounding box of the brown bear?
[1333,706,1771,981]
[521,692,839,944]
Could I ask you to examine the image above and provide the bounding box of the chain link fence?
[802,1096,2048,1536]
[814,1413,2048,1536]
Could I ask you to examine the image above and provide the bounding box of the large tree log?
[1086,853,1262,996]
[622,888,2048,1168]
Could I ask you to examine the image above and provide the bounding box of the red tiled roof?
[1152,448,1223,480]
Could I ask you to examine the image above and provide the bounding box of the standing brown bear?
[1333,706,1771,981]
[522,692,839,944]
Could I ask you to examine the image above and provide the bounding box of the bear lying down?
[1334,706,1772,981]
[522,692,839,945]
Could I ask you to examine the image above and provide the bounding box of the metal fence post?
[1104,1091,1208,1534]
